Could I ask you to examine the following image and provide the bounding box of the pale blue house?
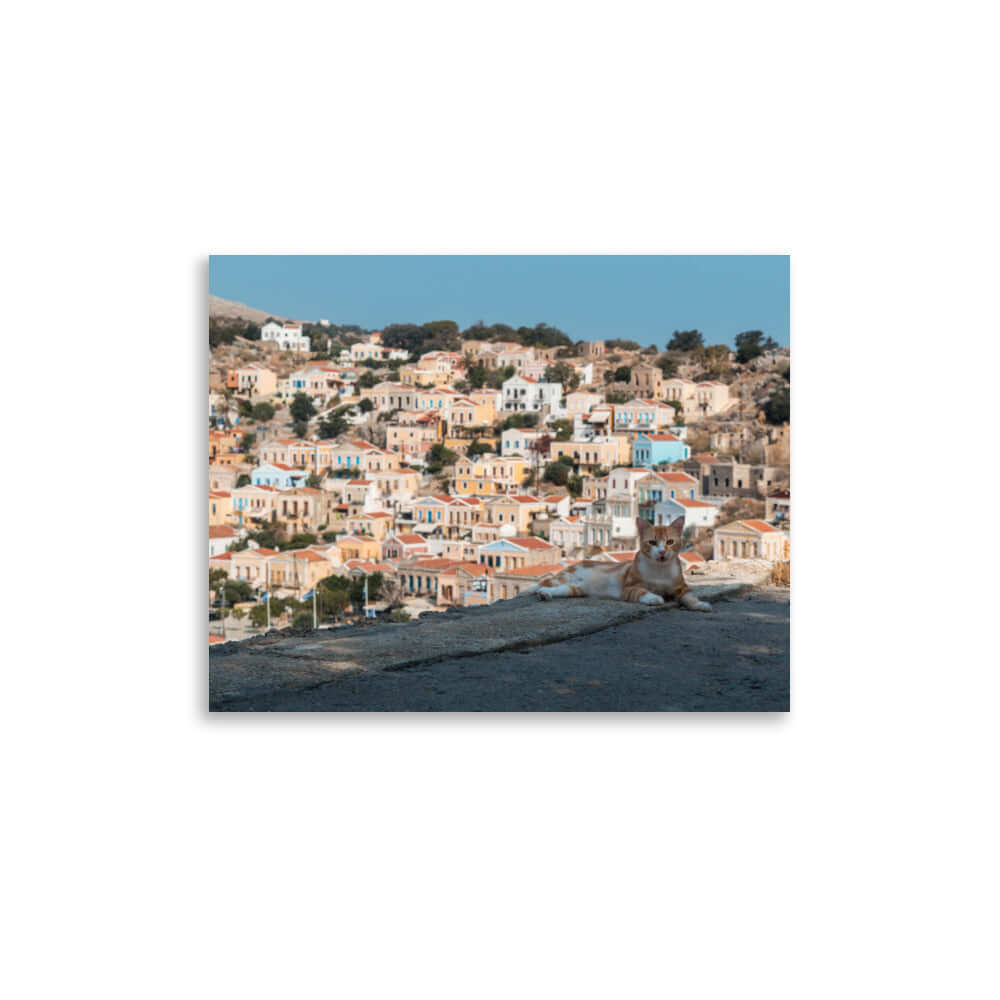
[632,433,690,468]
[251,463,309,489]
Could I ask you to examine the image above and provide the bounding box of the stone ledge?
[209,581,754,709]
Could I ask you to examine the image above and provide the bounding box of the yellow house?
[361,382,418,412]
[345,511,394,541]
[335,534,383,563]
[452,456,529,495]
[368,468,421,499]
[446,395,496,431]
[227,363,278,396]
[713,520,789,561]
[482,495,548,534]
[266,548,335,598]
[229,547,280,587]
[443,496,483,537]
[387,421,440,459]
[209,490,233,527]
[399,364,454,387]
[274,487,326,535]
[550,436,630,473]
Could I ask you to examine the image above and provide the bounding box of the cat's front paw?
[537,588,553,601]
[692,600,712,613]
[639,592,665,606]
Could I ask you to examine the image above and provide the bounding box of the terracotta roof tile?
[742,519,778,533]
[507,536,555,550]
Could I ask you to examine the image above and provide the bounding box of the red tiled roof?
[347,479,372,485]
[209,525,238,538]
[291,550,328,561]
[508,536,555,550]
[742,519,779,533]
[209,635,226,644]
[643,433,681,442]
[393,533,426,545]
[403,558,461,571]
[209,490,231,498]
[209,552,233,562]
[669,498,714,508]
[455,563,489,577]
[656,472,697,483]
[680,551,706,564]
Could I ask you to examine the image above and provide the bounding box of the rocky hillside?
[209,294,290,324]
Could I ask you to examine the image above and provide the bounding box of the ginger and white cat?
[532,517,711,611]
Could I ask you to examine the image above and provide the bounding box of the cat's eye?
[666,540,675,546]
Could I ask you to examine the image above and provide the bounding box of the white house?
[549,516,585,554]
[651,497,719,530]
[261,321,311,352]
[501,375,564,414]
[501,428,547,457]
[209,525,244,558]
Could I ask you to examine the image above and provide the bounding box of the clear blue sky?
[209,255,789,349]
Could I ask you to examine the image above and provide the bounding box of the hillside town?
[209,313,790,641]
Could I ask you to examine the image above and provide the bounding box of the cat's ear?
[668,516,685,537]
[636,517,652,537]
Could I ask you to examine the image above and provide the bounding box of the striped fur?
[535,517,711,612]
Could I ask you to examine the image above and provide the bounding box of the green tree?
[320,589,351,620]
[543,362,581,392]
[425,442,458,474]
[209,568,228,591]
[249,603,270,628]
[499,412,539,431]
[543,461,570,486]
[293,420,309,438]
[734,331,778,364]
[222,579,253,605]
[290,393,316,423]
[605,389,634,404]
[282,532,318,550]
[251,402,275,422]
[237,398,253,418]
[763,386,790,424]
[655,355,678,377]
[358,397,374,413]
[306,472,322,488]
[357,371,377,390]
[613,366,632,382]
[465,438,491,457]
[698,344,732,376]
[390,608,411,623]
[550,418,573,441]
[605,339,642,351]
[235,473,251,488]
[567,474,584,497]
[667,330,704,352]
[318,408,350,439]
[292,610,314,630]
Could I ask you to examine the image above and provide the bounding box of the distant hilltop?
[209,294,291,325]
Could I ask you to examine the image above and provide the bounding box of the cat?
[530,517,712,611]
